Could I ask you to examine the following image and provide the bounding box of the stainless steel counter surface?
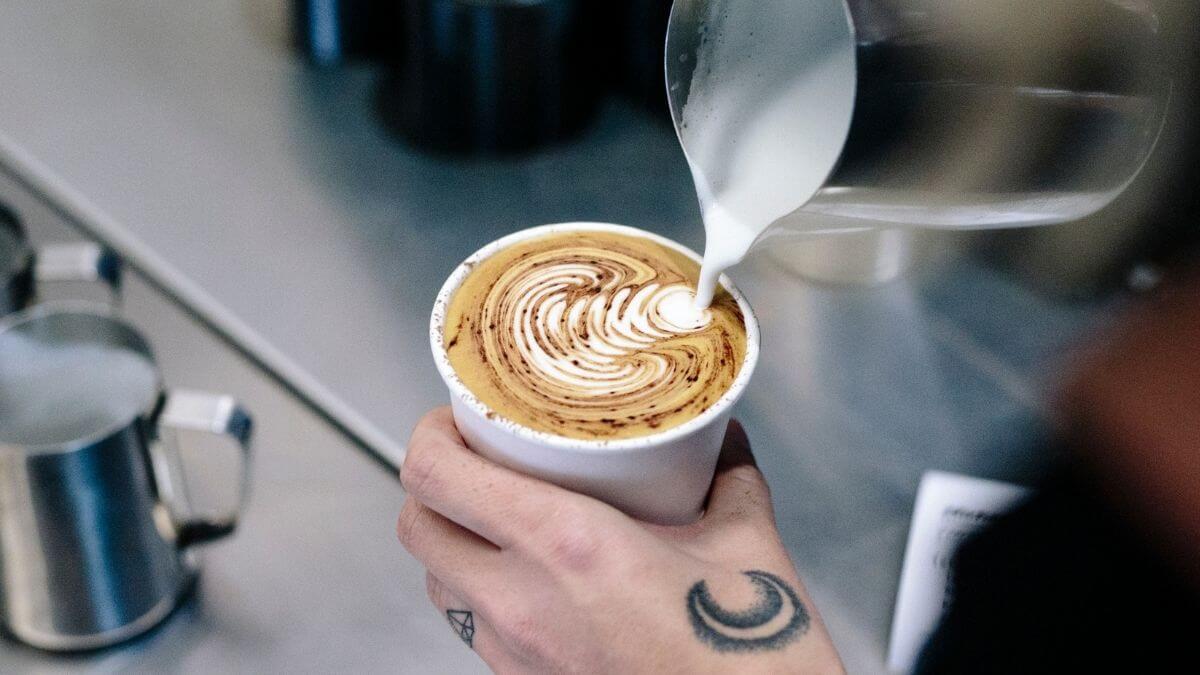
[0,2,1107,672]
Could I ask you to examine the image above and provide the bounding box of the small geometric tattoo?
[447,609,475,649]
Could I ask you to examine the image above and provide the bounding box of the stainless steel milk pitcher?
[0,303,252,650]
[1,202,121,316]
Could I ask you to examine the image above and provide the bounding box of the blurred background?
[0,1,1196,673]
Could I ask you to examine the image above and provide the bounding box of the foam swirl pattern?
[444,232,747,440]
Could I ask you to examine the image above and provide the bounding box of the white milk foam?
[0,334,159,446]
[507,261,712,396]
[656,286,710,331]
[677,1,856,307]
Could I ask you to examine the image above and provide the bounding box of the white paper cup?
[430,223,760,525]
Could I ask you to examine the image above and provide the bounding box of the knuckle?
[754,480,774,509]
[494,608,550,663]
[725,464,767,489]
[425,571,445,607]
[535,506,605,573]
[728,465,773,503]
[472,591,507,625]
[413,408,450,440]
[548,530,603,573]
[400,444,442,497]
[726,516,772,543]
[396,500,431,550]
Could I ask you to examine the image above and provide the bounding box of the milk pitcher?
[667,0,1175,278]
[0,303,252,650]
[2,202,121,316]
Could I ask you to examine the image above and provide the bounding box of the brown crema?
[444,231,747,440]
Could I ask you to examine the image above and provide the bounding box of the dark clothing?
[918,469,1200,674]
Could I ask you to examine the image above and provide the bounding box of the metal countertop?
[0,2,1103,672]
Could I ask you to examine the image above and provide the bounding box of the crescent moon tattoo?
[687,570,810,652]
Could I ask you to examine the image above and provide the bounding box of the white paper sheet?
[886,471,1030,673]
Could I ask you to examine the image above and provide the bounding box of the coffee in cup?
[431,223,759,524]
[443,230,748,440]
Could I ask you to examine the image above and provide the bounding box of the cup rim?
[430,222,760,454]
[0,300,161,453]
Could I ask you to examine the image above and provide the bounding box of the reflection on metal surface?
[766,228,913,287]
[1,203,121,314]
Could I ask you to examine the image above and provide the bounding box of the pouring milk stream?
[668,0,1169,309]
[669,0,859,308]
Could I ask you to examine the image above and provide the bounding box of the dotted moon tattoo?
[687,570,810,652]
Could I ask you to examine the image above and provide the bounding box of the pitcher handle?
[33,242,122,305]
[154,390,254,547]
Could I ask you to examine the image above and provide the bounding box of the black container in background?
[294,0,401,64]
[378,0,603,154]
[616,0,673,118]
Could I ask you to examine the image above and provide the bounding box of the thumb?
[702,420,775,525]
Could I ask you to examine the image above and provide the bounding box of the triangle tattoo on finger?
[447,610,475,648]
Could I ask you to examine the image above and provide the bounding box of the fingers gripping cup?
[430,223,759,525]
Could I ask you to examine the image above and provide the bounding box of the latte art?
[445,231,746,440]
[499,264,710,400]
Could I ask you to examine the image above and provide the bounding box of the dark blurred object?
[378,0,602,154]
[920,260,1200,671]
[0,202,34,314]
[616,0,673,118]
[1,202,121,314]
[293,0,401,64]
[975,0,1200,299]
[1055,266,1200,581]
[917,466,1200,674]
